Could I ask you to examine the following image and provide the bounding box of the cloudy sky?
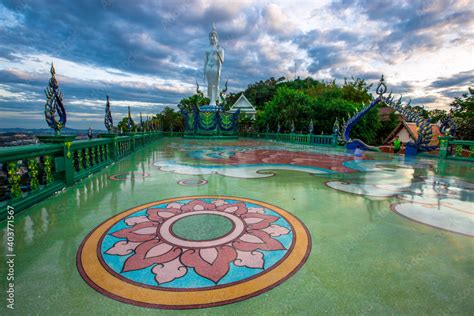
[0,0,473,129]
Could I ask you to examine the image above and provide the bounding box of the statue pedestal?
[36,135,77,143]
[199,105,223,112]
[180,106,239,139]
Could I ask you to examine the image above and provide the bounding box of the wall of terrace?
[0,132,165,219]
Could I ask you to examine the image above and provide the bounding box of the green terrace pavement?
[0,138,473,315]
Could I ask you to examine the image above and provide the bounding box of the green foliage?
[117,117,137,132]
[341,77,373,104]
[28,159,40,191]
[238,113,255,132]
[450,88,474,140]
[7,161,21,198]
[178,93,210,112]
[428,109,448,123]
[377,110,400,144]
[43,156,54,184]
[454,145,463,157]
[260,86,314,132]
[406,105,429,121]
[154,106,183,132]
[238,77,286,110]
[253,77,383,144]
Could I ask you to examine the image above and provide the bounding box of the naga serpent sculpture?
[44,63,67,135]
[341,75,456,153]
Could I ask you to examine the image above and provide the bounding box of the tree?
[450,88,474,140]
[178,93,209,113]
[238,113,254,132]
[407,105,429,121]
[154,107,183,132]
[260,86,314,132]
[427,109,448,123]
[117,117,136,132]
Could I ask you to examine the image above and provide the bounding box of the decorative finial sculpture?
[127,106,134,131]
[277,121,281,133]
[291,121,295,133]
[104,95,114,132]
[44,63,67,135]
[333,118,339,135]
[309,119,314,134]
[204,22,224,105]
[219,80,228,107]
[376,74,387,97]
[88,127,93,139]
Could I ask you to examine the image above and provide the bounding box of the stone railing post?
[63,141,75,185]
[438,136,450,159]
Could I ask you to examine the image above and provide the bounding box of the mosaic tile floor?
[1,138,472,314]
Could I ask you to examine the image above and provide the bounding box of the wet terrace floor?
[1,138,473,314]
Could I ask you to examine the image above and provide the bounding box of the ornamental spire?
[104,95,114,132]
[44,62,67,135]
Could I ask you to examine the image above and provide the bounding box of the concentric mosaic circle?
[108,172,150,181]
[77,196,311,309]
[177,178,208,186]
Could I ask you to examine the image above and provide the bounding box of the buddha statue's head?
[209,23,218,46]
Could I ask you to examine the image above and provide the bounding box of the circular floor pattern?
[77,196,311,309]
[108,172,150,181]
[177,178,208,186]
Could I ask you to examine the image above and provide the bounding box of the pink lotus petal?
[157,211,175,218]
[106,241,140,255]
[145,243,174,259]
[213,199,227,206]
[241,213,279,230]
[181,200,216,213]
[216,202,248,216]
[222,206,238,213]
[152,258,187,284]
[262,224,290,237]
[200,248,218,264]
[147,207,181,222]
[194,204,205,211]
[111,221,159,242]
[239,233,264,244]
[167,202,182,209]
[247,207,264,213]
[233,229,286,252]
[122,240,181,272]
[134,227,157,235]
[244,217,264,224]
[234,250,264,269]
[125,216,150,226]
[181,246,237,283]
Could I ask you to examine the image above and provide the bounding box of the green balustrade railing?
[0,132,164,219]
[438,136,474,161]
[239,132,338,147]
[162,131,184,137]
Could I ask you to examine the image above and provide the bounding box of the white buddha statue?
[204,23,224,106]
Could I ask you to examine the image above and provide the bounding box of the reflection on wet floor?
[162,139,473,236]
[1,138,472,314]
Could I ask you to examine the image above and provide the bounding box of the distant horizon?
[1,0,473,130]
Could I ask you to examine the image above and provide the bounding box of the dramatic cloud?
[0,0,472,129]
